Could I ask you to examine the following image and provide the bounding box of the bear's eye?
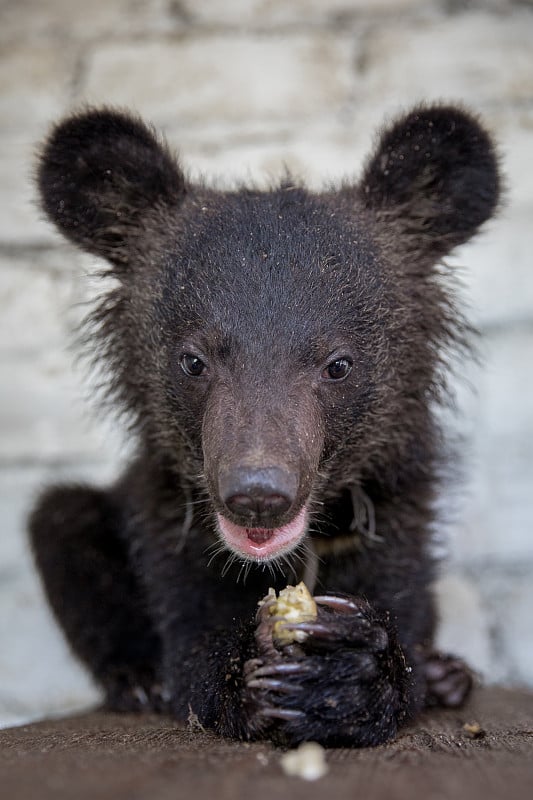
[180,353,208,378]
[323,357,353,382]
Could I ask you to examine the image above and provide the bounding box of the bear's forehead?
[189,187,368,255]
[168,187,381,296]
[155,190,389,357]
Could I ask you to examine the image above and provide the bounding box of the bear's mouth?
[216,506,308,561]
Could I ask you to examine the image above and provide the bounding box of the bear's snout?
[202,386,323,560]
[216,465,308,560]
[219,465,297,524]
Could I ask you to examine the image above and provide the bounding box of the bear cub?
[30,104,500,747]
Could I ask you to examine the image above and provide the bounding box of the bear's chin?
[216,506,308,562]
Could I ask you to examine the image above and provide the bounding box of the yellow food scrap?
[263,582,317,645]
[463,721,486,739]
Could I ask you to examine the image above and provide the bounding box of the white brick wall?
[1,0,532,727]
[81,34,357,126]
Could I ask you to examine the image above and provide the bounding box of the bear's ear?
[37,108,186,269]
[357,105,500,263]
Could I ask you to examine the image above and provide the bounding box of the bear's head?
[37,105,499,563]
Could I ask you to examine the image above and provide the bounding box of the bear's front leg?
[241,593,414,747]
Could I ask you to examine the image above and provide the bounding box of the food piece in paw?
[260,582,317,645]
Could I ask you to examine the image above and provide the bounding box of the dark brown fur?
[29,104,499,746]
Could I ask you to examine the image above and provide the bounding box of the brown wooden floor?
[1,687,532,800]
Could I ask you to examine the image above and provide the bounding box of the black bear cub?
[30,104,499,747]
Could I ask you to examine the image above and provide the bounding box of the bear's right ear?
[37,108,186,269]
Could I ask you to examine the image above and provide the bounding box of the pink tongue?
[247,529,274,544]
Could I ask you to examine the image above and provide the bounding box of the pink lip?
[216,506,308,561]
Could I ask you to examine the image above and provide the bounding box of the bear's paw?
[242,592,411,747]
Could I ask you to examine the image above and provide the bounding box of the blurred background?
[1,0,532,728]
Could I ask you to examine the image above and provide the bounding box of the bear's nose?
[220,466,297,523]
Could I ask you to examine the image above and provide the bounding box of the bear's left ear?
[37,108,187,270]
[357,105,500,263]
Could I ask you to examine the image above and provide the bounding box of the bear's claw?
[257,707,305,721]
[314,594,362,613]
[424,652,474,708]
